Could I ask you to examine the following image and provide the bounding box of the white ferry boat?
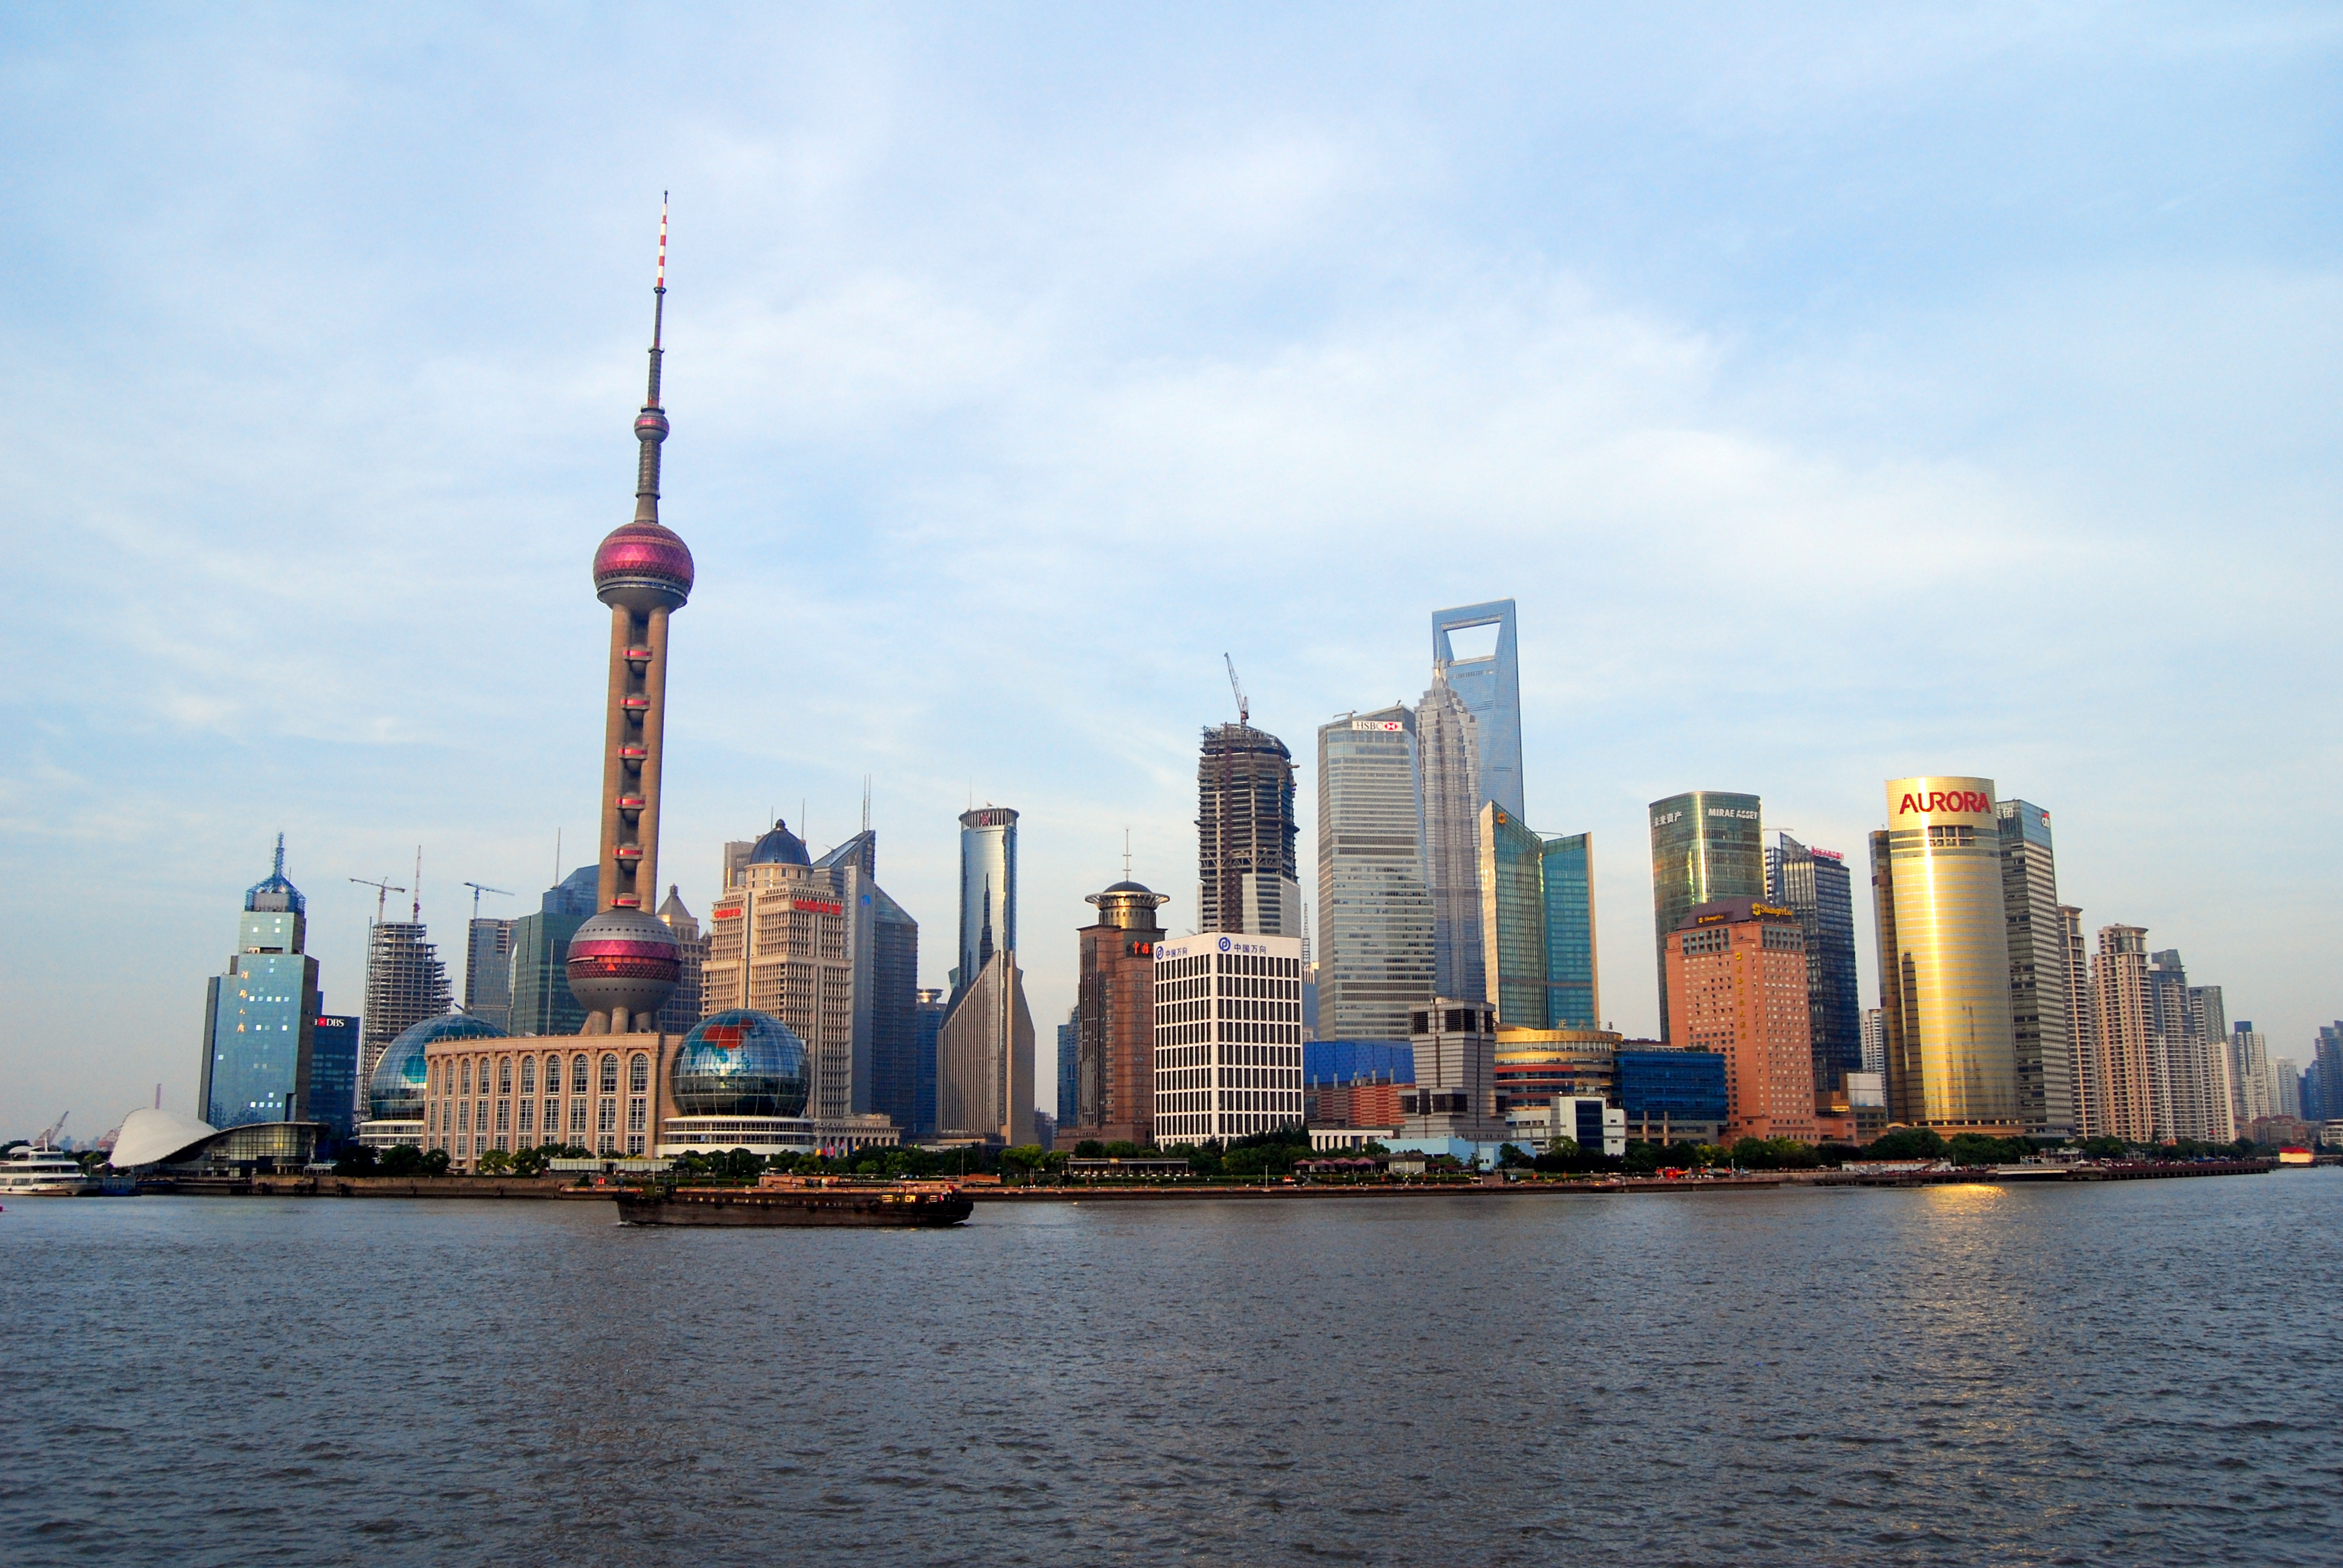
[0,1142,97,1197]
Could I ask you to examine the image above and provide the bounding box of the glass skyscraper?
[955,806,1018,994]
[1475,809,1599,1030]
[1431,601,1524,817]
[1648,791,1762,1042]
[307,1013,361,1139]
[507,867,597,1038]
[200,840,323,1131]
[1316,707,1436,1040]
[1872,776,2021,1132]
[1766,832,1863,1096]
[1415,667,1485,1001]
[1994,800,2076,1138]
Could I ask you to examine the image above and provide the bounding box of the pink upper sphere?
[592,521,695,609]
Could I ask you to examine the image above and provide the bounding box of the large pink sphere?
[594,521,695,612]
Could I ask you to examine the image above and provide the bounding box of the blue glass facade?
[672,1010,810,1117]
[1617,1050,1728,1124]
[307,1014,362,1138]
[1432,600,1524,817]
[1541,832,1598,1028]
[912,990,945,1139]
[1767,834,1863,1094]
[1057,1013,1078,1128]
[1303,1039,1417,1086]
[200,843,322,1131]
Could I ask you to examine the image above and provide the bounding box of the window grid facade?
[1152,933,1306,1144]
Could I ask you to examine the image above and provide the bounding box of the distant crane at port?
[349,877,406,925]
[462,881,513,920]
[35,1110,67,1148]
[1224,652,1248,725]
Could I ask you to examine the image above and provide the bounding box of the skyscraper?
[2145,949,2233,1143]
[940,806,1035,1146]
[955,808,1018,991]
[2227,1022,2273,1129]
[1316,708,1436,1040]
[1476,806,1599,1030]
[2058,904,2099,1135]
[1198,725,1302,938]
[653,884,706,1036]
[1994,800,2076,1138]
[464,916,514,1033]
[1648,791,1763,1042]
[1859,1007,1886,1076]
[1056,1009,1078,1135]
[1430,600,1523,817]
[308,1012,361,1140]
[1663,898,1818,1143]
[1416,665,1485,1001]
[706,822,857,1119]
[565,201,692,1037]
[1766,832,1862,1097]
[1152,932,1306,1143]
[1870,777,2022,1135]
[359,918,451,1096]
[912,988,945,1139]
[1069,878,1169,1146]
[2090,925,2154,1143]
[200,838,323,1130]
[508,868,595,1038]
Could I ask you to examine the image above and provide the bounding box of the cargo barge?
[614,1175,974,1227]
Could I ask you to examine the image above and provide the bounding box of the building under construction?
[1197,722,1302,938]
[359,922,451,1100]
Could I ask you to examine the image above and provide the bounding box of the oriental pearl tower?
[567,201,694,1034]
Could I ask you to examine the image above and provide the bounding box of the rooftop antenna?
[862,776,873,835]
[553,828,562,888]
[1123,828,1132,881]
[349,875,406,924]
[1224,653,1248,725]
[463,881,514,920]
[271,832,287,881]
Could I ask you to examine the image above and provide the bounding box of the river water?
[3,1171,2336,1566]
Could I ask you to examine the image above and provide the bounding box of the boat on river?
[614,1174,974,1227]
[1,1142,97,1197]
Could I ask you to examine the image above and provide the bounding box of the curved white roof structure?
[110,1107,217,1168]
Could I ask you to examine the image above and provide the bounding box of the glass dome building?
[367,1014,507,1123]
[671,1009,808,1118]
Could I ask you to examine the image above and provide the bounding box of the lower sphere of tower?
[593,520,695,612]
[566,907,681,1022]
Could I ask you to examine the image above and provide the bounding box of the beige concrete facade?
[424,1033,676,1167]
[2089,926,2154,1143]
[703,861,855,1120]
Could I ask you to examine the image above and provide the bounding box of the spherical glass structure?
[368,1014,505,1122]
[671,1010,808,1117]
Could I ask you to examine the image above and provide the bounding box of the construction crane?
[1224,652,1248,725]
[36,1110,67,1148]
[462,881,513,920]
[349,877,406,925]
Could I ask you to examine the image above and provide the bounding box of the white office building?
[1153,931,1305,1143]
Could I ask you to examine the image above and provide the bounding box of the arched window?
[546,1054,562,1091]
[498,1057,513,1094]
[571,1056,589,1094]
[600,1054,620,1094]
[629,1054,649,1093]
[519,1057,536,1095]
[460,1059,473,1096]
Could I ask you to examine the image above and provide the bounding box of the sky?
[3,3,2339,1139]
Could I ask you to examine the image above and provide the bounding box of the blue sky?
[4,4,2339,1137]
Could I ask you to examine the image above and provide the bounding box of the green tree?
[2078,1135,2130,1160]
[421,1149,451,1176]
[1073,1139,1105,1158]
[1946,1133,2030,1166]
[1862,1126,1948,1161]
[380,1145,425,1177]
[477,1148,514,1174]
[332,1145,379,1177]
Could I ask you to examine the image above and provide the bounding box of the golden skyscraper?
[1870,776,2023,1134]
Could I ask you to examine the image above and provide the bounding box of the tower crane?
[1224,652,1248,725]
[349,877,406,925]
[462,881,514,920]
[36,1110,67,1148]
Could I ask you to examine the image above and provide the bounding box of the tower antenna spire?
[634,195,671,524]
